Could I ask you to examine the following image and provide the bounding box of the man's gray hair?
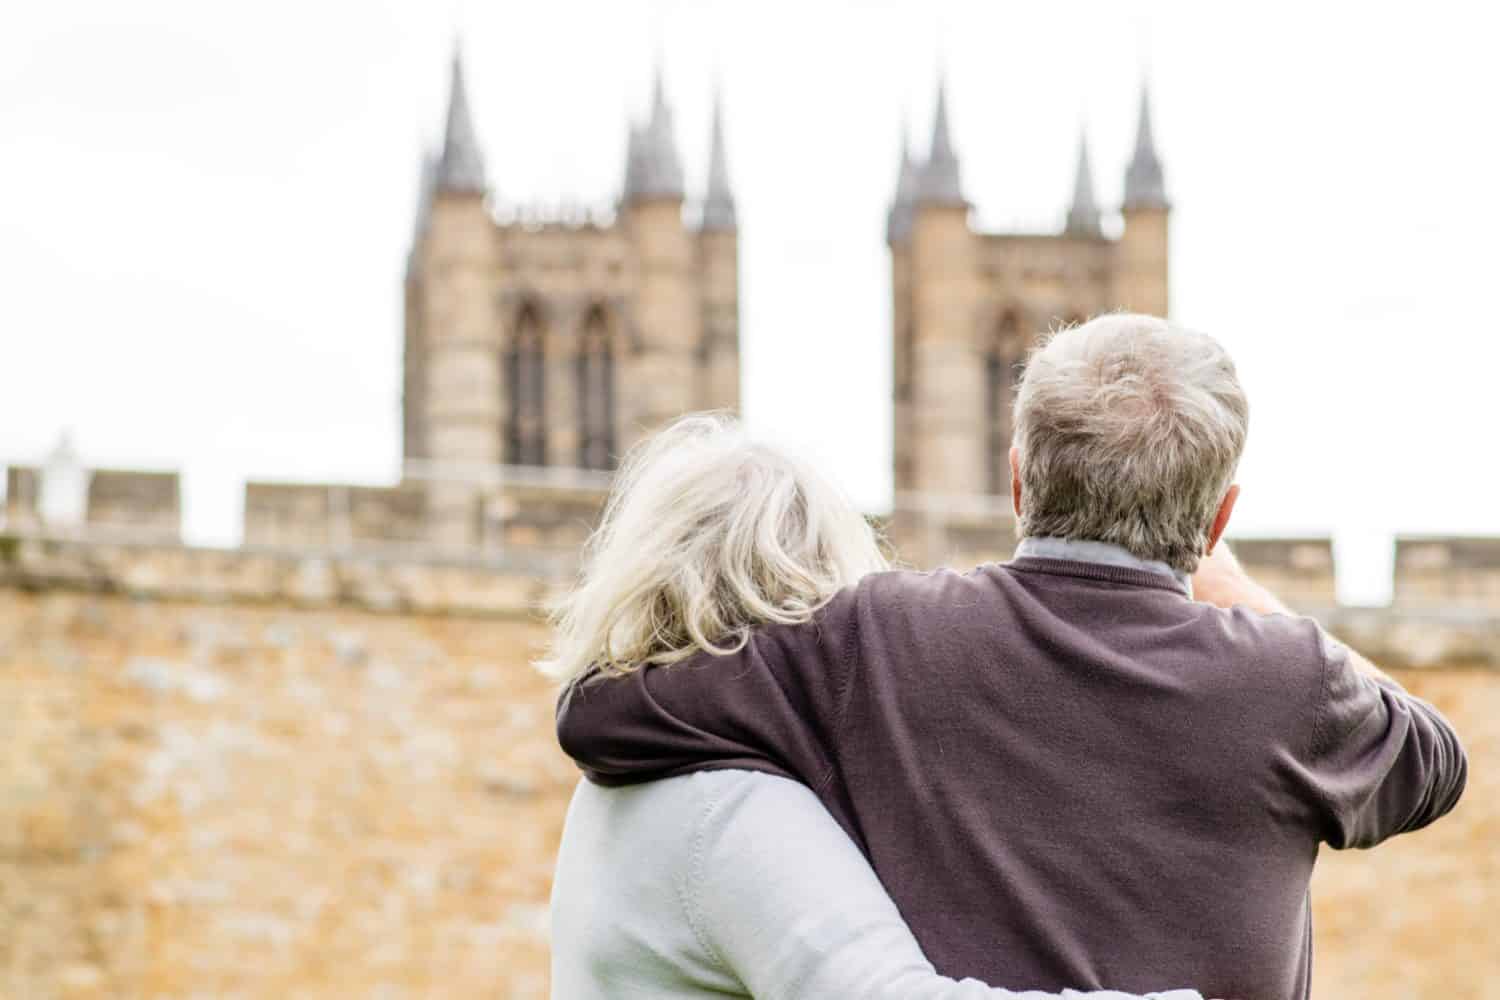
[1012,313,1249,574]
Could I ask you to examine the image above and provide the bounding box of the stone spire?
[1123,81,1168,210]
[435,47,488,195]
[886,116,918,243]
[1065,130,1102,237]
[621,123,642,197]
[406,148,439,274]
[623,60,685,202]
[916,75,965,206]
[700,86,736,231]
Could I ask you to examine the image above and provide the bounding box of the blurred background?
[2,2,1497,998]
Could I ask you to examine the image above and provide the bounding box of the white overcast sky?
[3,1,1498,602]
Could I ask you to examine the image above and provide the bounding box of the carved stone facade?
[889,80,1170,502]
[400,54,739,549]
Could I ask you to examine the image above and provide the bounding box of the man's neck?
[1013,536,1192,597]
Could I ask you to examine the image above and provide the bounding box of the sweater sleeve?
[1302,629,1468,849]
[687,771,1204,1000]
[555,584,862,798]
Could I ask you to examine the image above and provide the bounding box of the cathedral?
[238,47,1168,564]
[398,51,740,550]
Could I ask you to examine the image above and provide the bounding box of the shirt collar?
[1014,536,1193,597]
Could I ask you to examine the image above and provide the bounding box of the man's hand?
[1191,543,1292,616]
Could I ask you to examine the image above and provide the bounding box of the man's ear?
[1206,484,1240,554]
[1009,446,1023,518]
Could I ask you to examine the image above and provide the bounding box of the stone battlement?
[4,530,1499,672]
[1394,535,1500,609]
[0,532,563,619]
[1230,536,1338,608]
[6,465,181,541]
[491,200,617,230]
[242,473,608,559]
[243,480,429,550]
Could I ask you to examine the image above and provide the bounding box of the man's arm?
[691,770,1203,1000]
[1192,544,1468,848]
[556,584,861,795]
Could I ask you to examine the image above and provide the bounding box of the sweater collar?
[1013,537,1193,597]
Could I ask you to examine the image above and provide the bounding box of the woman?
[542,414,1202,1000]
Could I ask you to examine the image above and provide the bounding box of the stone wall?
[1231,536,1338,610]
[479,481,606,555]
[0,534,565,618]
[1394,535,1500,610]
[0,588,571,999]
[243,481,429,550]
[87,471,181,542]
[1310,668,1497,999]
[1,536,1495,999]
[883,498,1018,572]
[232,474,1498,625]
[241,478,606,564]
[5,466,181,542]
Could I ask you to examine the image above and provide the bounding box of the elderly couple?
[543,314,1467,1000]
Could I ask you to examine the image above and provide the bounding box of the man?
[557,314,1467,1000]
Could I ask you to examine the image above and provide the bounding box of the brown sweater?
[556,557,1467,1000]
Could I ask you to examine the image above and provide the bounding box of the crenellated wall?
[243,481,429,550]
[0,534,563,618]
[241,477,607,561]
[5,466,181,542]
[1,534,1496,999]
[1231,536,1338,609]
[1393,535,1500,609]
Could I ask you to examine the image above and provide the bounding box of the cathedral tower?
[1116,83,1171,317]
[616,66,698,450]
[402,47,741,548]
[906,77,985,499]
[697,86,742,417]
[408,51,501,546]
[889,75,1171,503]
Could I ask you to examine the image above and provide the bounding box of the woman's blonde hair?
[536,413,889,684]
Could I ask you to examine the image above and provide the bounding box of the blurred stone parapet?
[6,465,181,541]
[0,532,565,619]
[243,480,429,550]
[2,529,1499,671]
[1230,537,1338,609]
[1393,535,1500,610]
[242,469,609,559]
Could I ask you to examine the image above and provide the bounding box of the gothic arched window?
[895,319,915,403]
[985,309,1024,496]
[505,303,547,466]
[577,306,616,471]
